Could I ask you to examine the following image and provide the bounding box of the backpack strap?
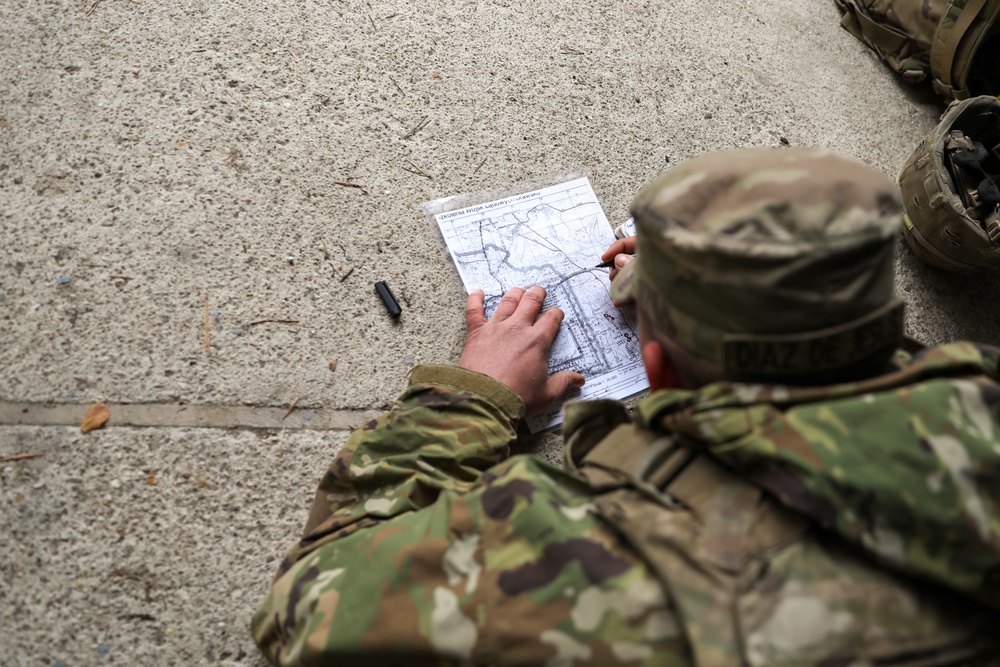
[931,0,1000,98]
[573,425,807,565]
[571,423,807,667]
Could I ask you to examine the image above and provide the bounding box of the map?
[430,177,648,432]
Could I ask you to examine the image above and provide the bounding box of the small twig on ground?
[368,13,377,30]
[85,0,103,15]
[120,613,157,622]
[401,117,429,140]
[0,452,45,463]
[561,46,585,55]
[203,298,210,353]
[472,157,488,175]
[338,267,355,283]
[389,76,404,95]
[281,394,305,421]
[333,180,369,195]
[110,567,154,602]
[403,160,433,180]
[246,318,300,326]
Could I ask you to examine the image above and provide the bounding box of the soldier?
[253,148,1000,666]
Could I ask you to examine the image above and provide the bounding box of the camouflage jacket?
[252,343,1000,666]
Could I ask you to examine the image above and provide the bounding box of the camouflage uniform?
[253,353,1000,666]
[253,149,1000,665]
[253,365,690,666]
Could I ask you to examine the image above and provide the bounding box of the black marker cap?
[375,280,402,318]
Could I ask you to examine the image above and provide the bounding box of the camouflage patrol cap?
[612,148,905,382]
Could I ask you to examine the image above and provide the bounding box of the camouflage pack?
[835,0,1000,100]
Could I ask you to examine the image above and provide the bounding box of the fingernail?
[615,254,632,268]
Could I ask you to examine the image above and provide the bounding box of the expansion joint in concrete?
[0,401,380,431]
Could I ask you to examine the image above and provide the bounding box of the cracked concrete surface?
[3,0,1000,665]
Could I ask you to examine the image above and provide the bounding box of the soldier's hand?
[601,237,636,282]
[459,286,585,416]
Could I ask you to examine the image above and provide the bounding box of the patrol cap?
[612,147,905,382]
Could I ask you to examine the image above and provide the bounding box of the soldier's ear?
[642,340,679,391]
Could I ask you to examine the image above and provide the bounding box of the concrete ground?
[3,0,999,665]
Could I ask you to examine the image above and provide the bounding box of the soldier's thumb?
[545,372,585,402]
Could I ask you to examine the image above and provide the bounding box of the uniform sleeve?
[281,364,524,574]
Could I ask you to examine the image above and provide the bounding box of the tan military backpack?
[835,0,1000,100]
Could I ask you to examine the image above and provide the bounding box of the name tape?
[719,300,904,378]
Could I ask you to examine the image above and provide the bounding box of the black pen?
[374,280,402,318]
[594,259,616,269]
